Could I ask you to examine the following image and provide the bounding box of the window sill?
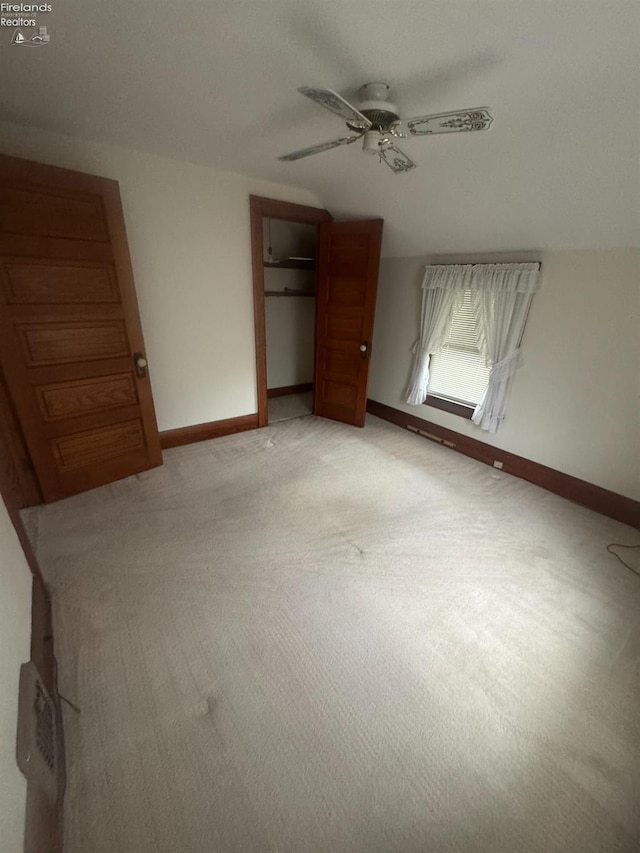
[424,395,475,420]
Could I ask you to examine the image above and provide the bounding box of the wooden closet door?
[0,154,162,502]
[314,219,383,427]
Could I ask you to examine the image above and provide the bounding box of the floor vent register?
[16,661,60,803]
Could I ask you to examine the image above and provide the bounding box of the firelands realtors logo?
[2,3,52,45]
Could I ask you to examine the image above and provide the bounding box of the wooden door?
[0,154,162,502]
[314,219,383,427]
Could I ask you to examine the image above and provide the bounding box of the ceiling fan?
[278,82,493,173]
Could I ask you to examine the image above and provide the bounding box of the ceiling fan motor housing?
[347,82,400,132]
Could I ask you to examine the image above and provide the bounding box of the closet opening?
[264,217,317,424]
[249,196,332,428]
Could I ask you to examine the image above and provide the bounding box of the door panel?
[52,419,145,470]
[325,349,359,380]
[0,184,109,241]
[36,373,138,421]
[16,320,129,365]
[321,379,357,409]
[326,313,362,340]
[0,154,162,502]
[327,276,366,305]
[314,219,383,427]
[3,259,119,304]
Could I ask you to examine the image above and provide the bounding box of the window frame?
[424,391,475,420]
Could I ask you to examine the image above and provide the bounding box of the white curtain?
[405,265,471,405]
[405,262,541,429]
[470,263,541,432]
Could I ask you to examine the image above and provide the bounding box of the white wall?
[263,220,317,390]
[265,296,315,389]
[263,220,317,264]
[265,269,315,389]
[369,249,640,501]
[0,121,321,431]
[0,501,32,852]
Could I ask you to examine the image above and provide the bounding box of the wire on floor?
[59,693,81,714]
[606,543,640,579]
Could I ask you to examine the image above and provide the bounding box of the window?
[426,290,490,416]
[405,262,540,432]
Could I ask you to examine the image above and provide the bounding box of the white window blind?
[427,290,491,406]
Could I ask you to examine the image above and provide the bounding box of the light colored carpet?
[268,391,313,423]
[24,415,640,853]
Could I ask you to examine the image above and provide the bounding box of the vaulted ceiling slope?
[3,0,638,256]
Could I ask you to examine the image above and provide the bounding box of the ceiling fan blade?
[278,136,360,162]
[379,145,417,174]
[399,108,493,136]
[298,87,372,130]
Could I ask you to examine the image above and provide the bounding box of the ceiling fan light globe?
[359,82,390,102]
[362,131,382,155]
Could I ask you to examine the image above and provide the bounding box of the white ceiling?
[3,0,639,256]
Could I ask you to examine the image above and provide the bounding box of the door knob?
[359,342,369,359]
[359,344,367,352]
[134,352,148,378]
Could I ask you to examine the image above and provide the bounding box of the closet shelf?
[264,259,315,270]
[265,291,315,297]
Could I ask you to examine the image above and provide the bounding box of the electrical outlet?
[493,460,504,470]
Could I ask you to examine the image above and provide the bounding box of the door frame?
[249,195,332,428]
[0,363,41,508]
